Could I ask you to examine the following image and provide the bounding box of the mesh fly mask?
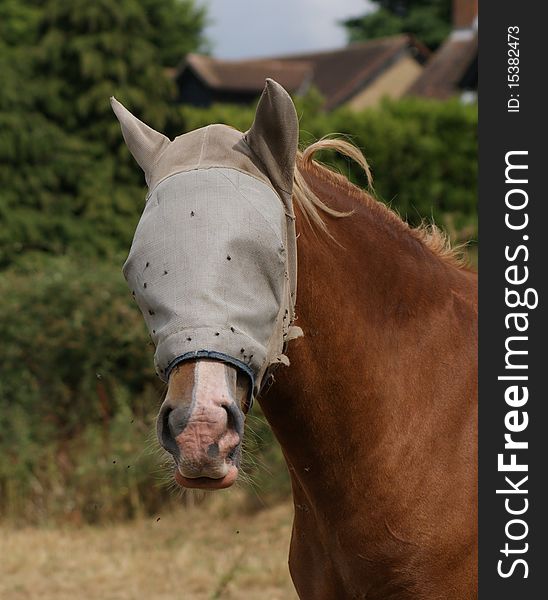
[112,80,303,402]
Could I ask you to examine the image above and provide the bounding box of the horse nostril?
[157,405,179,457]
[221,403,243,465]
[222,402,245,440]
[158,404,193,457]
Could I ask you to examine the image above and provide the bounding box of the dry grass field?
[0,492,298,600]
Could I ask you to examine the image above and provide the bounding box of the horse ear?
[245,79,299,196]
[110,97,169,185]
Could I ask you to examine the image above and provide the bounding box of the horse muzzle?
[157,360,246,489]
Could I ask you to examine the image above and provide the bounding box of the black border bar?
[479,1,547,596]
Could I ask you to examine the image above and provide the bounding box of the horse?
[112,79,477,599]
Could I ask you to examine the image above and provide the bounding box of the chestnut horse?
[114,81,477,599]
[262,155,477,599]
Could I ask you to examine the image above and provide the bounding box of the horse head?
[112,80,302,489]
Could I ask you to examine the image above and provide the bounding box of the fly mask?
[112,79,303,402]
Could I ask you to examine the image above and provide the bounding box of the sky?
[198,0,374,59]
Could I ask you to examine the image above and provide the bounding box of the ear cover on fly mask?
[110,99,169,187]
[111,80,303,399]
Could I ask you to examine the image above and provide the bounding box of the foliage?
[343,0,452,50]
[0,257,166,518]
[181,95,478,240]
[140,0,209,67]
[31,0,173,155]
[0,256,158,430]
[0,0,41,46]
[0,0,205,269]
[0,253,289,522]
[242,409,292,509]
[0,39,140,269]
[306,98,477,238]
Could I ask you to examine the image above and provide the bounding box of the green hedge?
[181,96,477,241]
[2,97,477,270]
[309,98,477,236]
[0,256,159,522]
[0,255,290,522]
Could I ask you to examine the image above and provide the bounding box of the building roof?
[406,31,478,99]
[274,35,429,110]
[177,35,430,110]
[183,54,313,95]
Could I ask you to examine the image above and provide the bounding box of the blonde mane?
[292,138,466,267]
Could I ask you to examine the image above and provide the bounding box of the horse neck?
[259,166,477,512]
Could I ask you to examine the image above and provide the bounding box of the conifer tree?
[35,0,174,141]
[0,0,206,268]
[343,0,452,51]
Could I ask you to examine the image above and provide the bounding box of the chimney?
[453,0,478,29]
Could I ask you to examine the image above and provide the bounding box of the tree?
[0,0,41,46]
[0,25,97,267]
[0,0,207,269]
[342,0,452,51]
[140,0,208,67]
[34,0,173,139]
